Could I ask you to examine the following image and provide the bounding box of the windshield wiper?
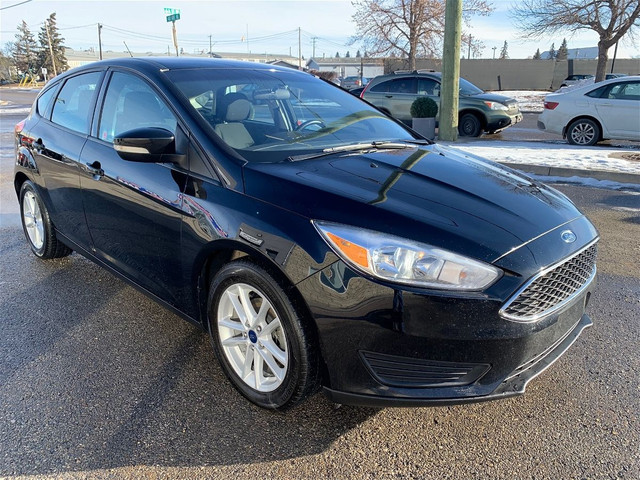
[287,141,415,162]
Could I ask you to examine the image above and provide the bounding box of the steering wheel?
[295,119,325,131]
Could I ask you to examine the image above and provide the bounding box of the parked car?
[361,70,522,136]
[341,75,369,90]
[348,86,364,97]
[539,75,640,145]
[560,74,595,88]
[15,58,598,410]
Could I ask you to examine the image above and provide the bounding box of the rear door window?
[51,72,102,134]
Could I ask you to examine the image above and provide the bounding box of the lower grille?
[500,241,597,322]
[360,351,490,388]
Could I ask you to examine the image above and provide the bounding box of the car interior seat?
[214,93,255,149]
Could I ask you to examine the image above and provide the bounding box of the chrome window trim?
[499,239,598,323]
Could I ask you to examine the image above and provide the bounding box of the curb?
[501,162,640,186]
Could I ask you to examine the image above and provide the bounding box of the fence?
[384,58,640,91]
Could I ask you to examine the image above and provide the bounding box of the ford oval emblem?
[561,230,577,244]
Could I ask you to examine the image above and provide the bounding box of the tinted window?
[98,72,177,143]
[36,85,58,117]
[387,78,417,94]
[586,86,607,98]
[608,81,640,100]
[51,72,102,134]
[418,78,439,95]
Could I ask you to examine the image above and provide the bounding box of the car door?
[594,81,640,139]
[364,77,417,123]
[80,70,188,307]
[29,71,103,248]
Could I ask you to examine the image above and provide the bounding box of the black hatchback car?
[15,58,598,409]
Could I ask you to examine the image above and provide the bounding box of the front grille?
[500,242,597,322]
[360,351,490,388]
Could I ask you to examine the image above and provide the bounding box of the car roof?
[549,75,640,97]
[55,57,307,81]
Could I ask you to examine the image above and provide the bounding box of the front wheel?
[458,113,482,137]
[207,260,319,409]
[19,180,72,259]
[566,118,600,146]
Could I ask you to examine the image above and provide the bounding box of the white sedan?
[538,76,640,146]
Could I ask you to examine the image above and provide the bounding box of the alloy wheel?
[22,190,44,250]
[570,122,595,145]
[217,282,288,392]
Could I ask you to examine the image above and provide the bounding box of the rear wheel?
[207,260,319,409]
[19,180,72,259]
[458,113,482,137]
[566,118,600,146]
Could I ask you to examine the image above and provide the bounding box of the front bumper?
[486,111,522,132]
[324,312,592,407]
[296,217,598,407]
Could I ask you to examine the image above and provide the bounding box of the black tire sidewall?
[459,113,481,137]
[19,181,48,257]
[207,261,308,409]
[567,119,599,146]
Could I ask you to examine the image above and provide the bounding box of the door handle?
[385,95,393,98]
[85,161,104,179]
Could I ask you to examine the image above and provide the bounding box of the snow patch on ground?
[528,175,640,193]
[487,90,548,113]
[444,140,640,174]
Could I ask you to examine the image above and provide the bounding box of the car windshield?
[166,67,415,162]
[459,78,484,96]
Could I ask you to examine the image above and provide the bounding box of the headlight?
[484,101,509,111]
[313,221,502,290]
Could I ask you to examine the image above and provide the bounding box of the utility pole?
[492,46,497,59]
[172,20,179,56]
[209,35,213,57]
[44,20,57,76]
[246,24,249,54]
[123,41,133,57]
[467,34,472,59]
[439,0,462,142]
[97,23,103,60]
[298,27,302,70]
[312,37,317,58]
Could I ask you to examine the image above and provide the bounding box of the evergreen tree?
[345,50,351,57]
[335,51,340,58]
[556,38,569,60]
[12,21,38,74]
[533,48,542,59]
[37,13,67,75]
[356,49,362,57]
[548,42,555,59]
[499,40,509,59]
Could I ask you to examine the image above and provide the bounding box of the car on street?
[538,75,640,145]
[15,58,598,410]
[560,74,595,88]
[361,70,522,136]
[341,75,369,90]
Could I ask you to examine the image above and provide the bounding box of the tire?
[566,118,600,146]
[207,260,319,409]
[19,180,72,259]
[458,113,482,137]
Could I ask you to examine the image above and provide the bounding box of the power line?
[0,0,33,11]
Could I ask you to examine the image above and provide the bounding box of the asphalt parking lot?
[1,88,639,479]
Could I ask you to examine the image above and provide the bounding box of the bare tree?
[351,0,493,70]
[512,1,640,81]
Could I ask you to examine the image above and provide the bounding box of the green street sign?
[166,13,180,22]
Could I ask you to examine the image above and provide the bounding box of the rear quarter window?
[36,85,58,118]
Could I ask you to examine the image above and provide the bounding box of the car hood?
[467,92,517,106]
[243,144,582,264]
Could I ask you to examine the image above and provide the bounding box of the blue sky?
[1,0,638,59]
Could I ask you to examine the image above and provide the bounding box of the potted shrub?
[410,97,438,140]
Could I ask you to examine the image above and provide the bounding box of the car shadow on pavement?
[0,227,376,477]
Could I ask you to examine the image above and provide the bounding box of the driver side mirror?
[114,127,184,163]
